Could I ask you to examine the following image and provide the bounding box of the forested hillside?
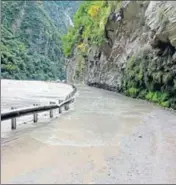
[1,1,80,80]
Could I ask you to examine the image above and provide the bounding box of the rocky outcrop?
[145,1,176,47]
[67,1,176,109]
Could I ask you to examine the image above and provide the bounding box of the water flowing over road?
[1,83,176,184]
[1,79,73,112]
[1,79,73,136]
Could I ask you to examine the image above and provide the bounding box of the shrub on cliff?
[62,1,112,57]
[121,51,175,109]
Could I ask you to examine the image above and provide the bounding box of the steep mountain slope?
[64,1,176,109]
[1,1,80,80]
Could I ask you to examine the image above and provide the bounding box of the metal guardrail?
[1,84,77,130]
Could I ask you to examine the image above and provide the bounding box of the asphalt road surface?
[1,84,176,184]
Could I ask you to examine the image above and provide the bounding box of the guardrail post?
[33,104,38,123]
[11,107,16,130]
[58,100,62,114]
[64,103,69,111]
[49,102,54,118]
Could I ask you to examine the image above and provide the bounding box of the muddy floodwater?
[1,79,73,111]
[1,79,73,136]
[1,81,176,184]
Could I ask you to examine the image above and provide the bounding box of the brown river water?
[1,80,176,183]
[1,79,73,137]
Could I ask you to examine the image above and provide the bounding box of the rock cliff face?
[67,1,176,109]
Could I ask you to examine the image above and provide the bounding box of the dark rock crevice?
[150,35,176,57]
[87,82,118,92]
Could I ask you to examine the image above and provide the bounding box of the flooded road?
[1,84,176,183]
[1,79,72,111]
[1,79,73,136]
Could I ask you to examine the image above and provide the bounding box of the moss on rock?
[121,50,175,109]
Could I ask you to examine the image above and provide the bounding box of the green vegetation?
[1,1,80,80]
[145,91,169,107]
[75,54,85,81]
[61,0,122,81]
[121,51,176,109]
[62,1,115,57]
[125,87,139,98]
